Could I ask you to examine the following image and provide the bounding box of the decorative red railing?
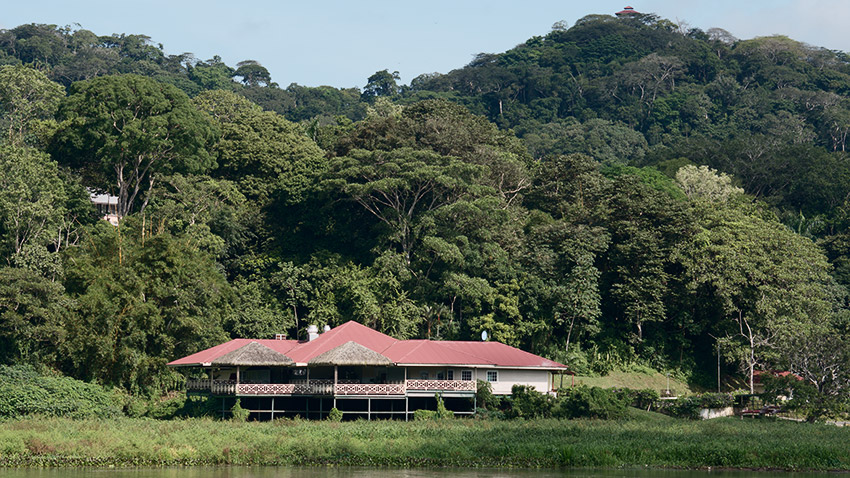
[191,379,475,395]
[334,383,406,395]
[405,379,476,391]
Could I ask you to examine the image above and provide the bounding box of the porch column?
[334,366,338,398]
[236,366,240,385]
[306,367,310,386]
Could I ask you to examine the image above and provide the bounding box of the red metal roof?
[168,320,566,370]
[616,6,639,15]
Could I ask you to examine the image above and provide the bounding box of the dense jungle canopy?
[0,13,849,399]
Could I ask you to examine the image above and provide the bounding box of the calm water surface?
[0,468,839,478]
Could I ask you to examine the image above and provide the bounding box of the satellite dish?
[481,330,488,341]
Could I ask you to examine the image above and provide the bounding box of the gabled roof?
[309,341,393,366]
[285,321,397,363]
[168,320,566,370]
[168,338,296,367]
[212,341,294,366]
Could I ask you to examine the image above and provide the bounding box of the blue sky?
[3,1,848,89]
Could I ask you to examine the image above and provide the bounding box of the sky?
[3,1,850,89]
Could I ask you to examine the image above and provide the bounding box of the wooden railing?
[406,379,476,392]
[190,379,476,395]
[334,383,406,395]
[212,381,237,395]
[186,378,211,391]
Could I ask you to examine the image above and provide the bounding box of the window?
[436,371,445,380]
[446,370,454,380]
[420,371,429,379]
[461,370,472,381]
[486,370,498,382]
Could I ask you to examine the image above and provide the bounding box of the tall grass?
[1,412,848,470]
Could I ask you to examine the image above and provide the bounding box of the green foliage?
[435,393,453,419]
[327,407,343,422]
[61,219,231,395]
[615,388,660,410]
[507,385,554,418]
[413,409,437,421]
[2,415,850,469]
[230,398,250,422]
[475,379,501,410]
[0,64,64,146]
[0,145,69,267]
[0,267,69,366]
[553,385,629,419]
[52,74,217,216]
[657,393,734,419]
[4,15,850,410]
[0,364,122,419]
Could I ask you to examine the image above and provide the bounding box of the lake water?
[0,468,837,478]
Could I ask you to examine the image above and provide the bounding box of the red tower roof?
[616,6,639,16]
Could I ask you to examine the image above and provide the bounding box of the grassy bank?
[1,411,848,470]
[571,371,694,395]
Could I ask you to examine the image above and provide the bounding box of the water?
[0,468,836,478]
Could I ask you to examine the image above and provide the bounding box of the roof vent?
[323,324,331,333]
[307,324,320,342]
[275,333,287,340]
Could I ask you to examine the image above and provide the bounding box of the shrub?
[0,365,122,419]
[506,385,553,418]
[473,407,505,420]
[614,388,660,410]
[230,399,250,421]
[435,393,453,419]
[414,409,437,421]
[553,385,629,419]
[327,407,343,422]
[696,393,733,409]
[657,393,734,420]
[147,393,187,419]
[475,379,501,410]
[658,397,701,419]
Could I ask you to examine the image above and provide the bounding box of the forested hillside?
[0,13,848,401]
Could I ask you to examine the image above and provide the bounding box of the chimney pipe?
[307,324,319,342]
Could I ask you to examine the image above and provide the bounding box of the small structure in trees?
[616,6,640,16]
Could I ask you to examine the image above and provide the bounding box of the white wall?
[475,368,551,395]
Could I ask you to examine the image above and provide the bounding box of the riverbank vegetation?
[1,10,850,415]
[1,413,848,470]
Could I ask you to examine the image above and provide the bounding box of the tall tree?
[0,64,64,146]
[677,202,837,392]
[52,74,216,217]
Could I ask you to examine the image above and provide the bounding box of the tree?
[324,147,483,266]
[677,203,836,393]
[52,74,216,217]
[192,90,325,205]
[62,220,231,394]
[0,64,64,146]
[773,324,850,420]
[188,55,236,91]
[362,69,400,99]
[675,165,743,203]
[233,60,271,87]
[0,146,68,266]
[0,266,69,366]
